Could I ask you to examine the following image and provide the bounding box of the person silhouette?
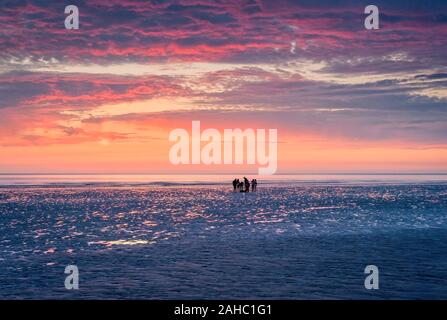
[251,179,256,192]
[244,177,250,193]
[232,179,237,191]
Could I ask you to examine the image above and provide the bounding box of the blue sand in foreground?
[0,183,447,299]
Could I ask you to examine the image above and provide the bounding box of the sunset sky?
[1,0,446,174]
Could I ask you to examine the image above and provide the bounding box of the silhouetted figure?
[239,181,244,192]
[251,179,257,192]
[232,179,237,191]
[244,177,250,193]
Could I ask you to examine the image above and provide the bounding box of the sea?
[0,174,446,299]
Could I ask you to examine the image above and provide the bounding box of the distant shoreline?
[1,174,447,187]
[2,181,447,188]
[2,173,447,176]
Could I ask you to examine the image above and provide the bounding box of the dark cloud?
[1,0,446,64]
[415,73,447,80]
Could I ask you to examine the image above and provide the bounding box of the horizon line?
[1,172,447,176]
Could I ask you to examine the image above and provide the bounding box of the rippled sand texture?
[1,184,447,299]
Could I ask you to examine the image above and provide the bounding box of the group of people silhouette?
[232,177,258,192]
